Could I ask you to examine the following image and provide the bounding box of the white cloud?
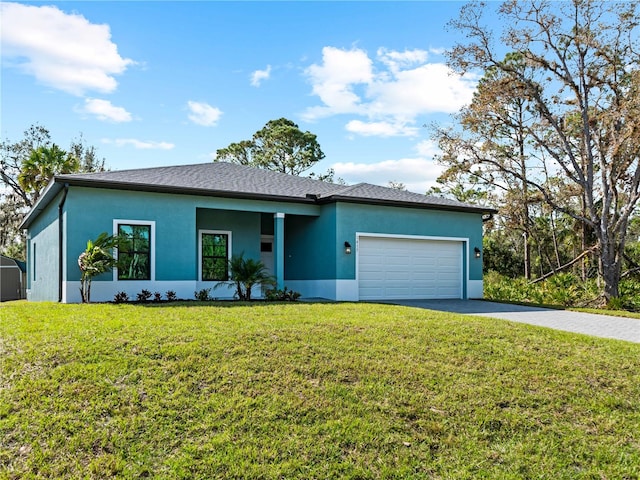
[377,48,428,73]
[0,2,134,96]
[345,120,418,137]
[187,101,223,126]
[250,65,272,87]
[303,46,478,136]
[332,157,445,194]
[415,139,441,158]
[102,138,174,150]
[367,64,477,120]
[81,98,132,122]
[303,46,373,118]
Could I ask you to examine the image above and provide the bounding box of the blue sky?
[1,1,493,193]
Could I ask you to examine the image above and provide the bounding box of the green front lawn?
[1,302,638,479]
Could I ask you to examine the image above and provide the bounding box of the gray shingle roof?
[54,161,489,212]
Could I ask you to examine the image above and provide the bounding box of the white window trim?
[113,219,156,281]
[198,229,232,282]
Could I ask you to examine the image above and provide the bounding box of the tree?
[78,233,120,303]
[69,134,107,174]
[387,181,407,191]
[0,124,51,208]
[216,118,325,176]
[0,193,27,259]
[18,144,79,204]
[308,167,346,184]
[217,253,275,301]
[439,0,640,302]
[0,125,106,259]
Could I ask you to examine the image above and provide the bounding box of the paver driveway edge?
[386,299,640,343]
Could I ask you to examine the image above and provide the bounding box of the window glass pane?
[201,233,228,281]
[261,242,272,253]
[118,224,151,280]
[202,257,227,281]
[212,258,227,280]
[118,225,133,237]
[202,235,214,256]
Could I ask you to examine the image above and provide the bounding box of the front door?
[260,235,274,276]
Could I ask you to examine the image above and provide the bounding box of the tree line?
[0,125,106,260]
[429,0,640,305]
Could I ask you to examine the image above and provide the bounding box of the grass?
[1,301,639,479]
[571,307,640,320]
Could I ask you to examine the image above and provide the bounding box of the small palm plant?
[78,232,120,303]
[218,253,275,301]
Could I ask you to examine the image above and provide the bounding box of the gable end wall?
[26,191,63,301]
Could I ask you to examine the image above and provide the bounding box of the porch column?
[274,213,285,289]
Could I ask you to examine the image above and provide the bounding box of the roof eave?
[51,177,320,206]
[20,175,497,231]
[320,195,496,215]
[19,178,64,230]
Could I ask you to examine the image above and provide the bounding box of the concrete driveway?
[388,299,640,343]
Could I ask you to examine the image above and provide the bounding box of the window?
[32,242,36,281]
[260,242,273,253]
[200,231,230,281]
[117,223,151,280]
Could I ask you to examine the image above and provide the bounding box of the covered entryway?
[357,236,463,300]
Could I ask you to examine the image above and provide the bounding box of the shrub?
[136,289,152,302]
[166,290,177,302]
[606,296,626,311]
[78,233,120,303]
[264,287,301,302]
[484,271,607,308]
[113,291,129,303]
[484,271,532,302]
[195,288,213,301]
[617,280,640,311]
[217,253,275,301]
[547,273,581,306]
[153,292,163,302]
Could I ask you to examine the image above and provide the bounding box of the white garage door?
[358,236,463,300]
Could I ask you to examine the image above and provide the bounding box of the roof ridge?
[326,182,365,195]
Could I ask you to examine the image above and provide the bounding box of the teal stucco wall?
[65,188,197,282]
[336,202,484,281]
[282,201,484,282]
[27,191,62,301]
[64,187,323,282]
[284,203,337,280]
[26,182,484,302]
[196,208,261,263]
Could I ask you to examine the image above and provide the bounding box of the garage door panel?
[413,272,437,282]
[385,256,411,265]
[386,272,412,280]
[413,258,437,267]
[358,237,462,300]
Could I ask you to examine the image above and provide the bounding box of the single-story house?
[1,255,26,301]
[20,162,493,303]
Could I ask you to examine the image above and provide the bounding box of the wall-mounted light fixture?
[474,247,481,259]
[344,241,352,254]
